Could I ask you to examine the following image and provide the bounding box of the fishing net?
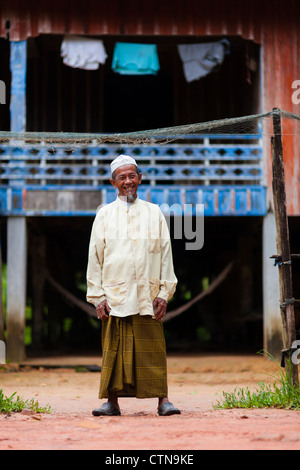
[0,107,298,146]
[0,107,298,190]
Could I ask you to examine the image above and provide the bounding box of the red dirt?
[1,352,300,450]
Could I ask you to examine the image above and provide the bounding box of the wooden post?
[6,41,28,362]
[271,108,298,386]
[10,41,27,133]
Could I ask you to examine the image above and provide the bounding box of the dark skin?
[96,164,169,410]
[96,297,167,322]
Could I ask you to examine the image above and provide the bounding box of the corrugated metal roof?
[0,0,275,42]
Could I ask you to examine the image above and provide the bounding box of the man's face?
[110,164,142,202]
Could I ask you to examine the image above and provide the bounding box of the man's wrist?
[96,296,107,308]
[157,291,169,302]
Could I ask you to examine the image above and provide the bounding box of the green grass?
[0,389,52,414]
[214,351,300,411]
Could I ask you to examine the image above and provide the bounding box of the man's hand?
[96,300,111,321]
[153,297,167,321]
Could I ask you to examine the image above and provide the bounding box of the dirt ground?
[0,352,300,451]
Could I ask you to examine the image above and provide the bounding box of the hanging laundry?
[112,42,160,75]
[177,39,230,83]
[60,35,108,70]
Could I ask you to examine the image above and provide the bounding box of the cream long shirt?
[86,196,177,317]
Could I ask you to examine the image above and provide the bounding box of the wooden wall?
[0,0,300,214]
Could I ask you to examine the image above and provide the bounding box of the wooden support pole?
[10,41,27,133]
[271,108,298,386]
[6,41,28,362]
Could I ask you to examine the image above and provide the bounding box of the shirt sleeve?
[86,212,106,307]
[158,211,178,302]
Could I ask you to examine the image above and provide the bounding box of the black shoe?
[158,401,181,416]
[92,402,121,416]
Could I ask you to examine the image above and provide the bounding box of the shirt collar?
[116,195,139,211]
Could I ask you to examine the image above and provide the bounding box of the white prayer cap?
[110,154,137,175]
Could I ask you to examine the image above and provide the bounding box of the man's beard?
[126,194,136,204]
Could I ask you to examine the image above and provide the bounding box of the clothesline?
[60,35,231,82]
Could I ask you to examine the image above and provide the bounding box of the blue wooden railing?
[0,134,266,216]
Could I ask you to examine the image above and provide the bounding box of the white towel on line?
[61,35,108,70]
[177,39,230,82]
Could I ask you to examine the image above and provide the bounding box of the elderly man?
[86,154,180,416]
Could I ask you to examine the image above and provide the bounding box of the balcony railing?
[0,134,263,186]
[0,134,266,216]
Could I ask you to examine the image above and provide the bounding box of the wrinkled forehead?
[114,164,138,177]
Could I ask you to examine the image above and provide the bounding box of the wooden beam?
[7,41,28,362]
[271,109,298,386]
[10,41,27,132]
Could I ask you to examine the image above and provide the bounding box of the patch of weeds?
[0,389,52,414]
[214,350,300,411]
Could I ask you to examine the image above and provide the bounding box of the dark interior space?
[103,70,173,133]
[0,37,10,131]
[287,217,300,340]
[25,34,261,134]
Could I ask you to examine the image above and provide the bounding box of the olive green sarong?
[99,314,168,399]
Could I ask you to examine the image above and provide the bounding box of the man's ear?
[110,178,117,188]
